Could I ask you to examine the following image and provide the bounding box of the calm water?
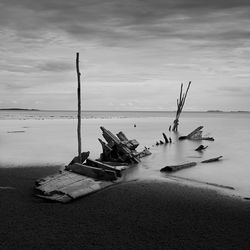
[1,110,250,198]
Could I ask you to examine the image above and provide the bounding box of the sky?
[0,0,250,111]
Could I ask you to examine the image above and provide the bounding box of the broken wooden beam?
[162,133,169,143]
[201,156,223,163]
[99,126,149,164]
[69,151,90,165]
[195,145,208,151]
[179,126,214,141]
[86,158,122,177]
[66,163,117,181]
[134,147,152,158]
[160,162,197,172]
[116,131,128,141]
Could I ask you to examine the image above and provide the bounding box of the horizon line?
[0,108,250,113]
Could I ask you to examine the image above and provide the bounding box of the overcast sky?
[0,0,250,111]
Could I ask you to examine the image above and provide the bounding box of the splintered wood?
[98,126,151,164]
[179,126,214,141]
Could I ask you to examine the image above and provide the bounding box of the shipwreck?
[35,126,151,203]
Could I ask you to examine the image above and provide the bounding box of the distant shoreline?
[0,108,40,111]
[0,108,249,113]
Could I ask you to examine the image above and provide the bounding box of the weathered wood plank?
[86,158,122,177]
[67,163,117,181]
[116,131,128,141]
[201,156,223,163]
[35,171,116,203]
[195,145,208,151]
[160,162,197,172]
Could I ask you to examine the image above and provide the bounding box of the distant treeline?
[0,108,40,111]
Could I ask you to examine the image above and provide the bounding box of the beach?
[1,166,250,249]
[1,111,250,249]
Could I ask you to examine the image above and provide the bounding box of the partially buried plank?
[35,171,115,203]
[160,162,197,172]
[201,156,223,163]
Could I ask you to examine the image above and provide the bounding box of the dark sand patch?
[0,166,250,249]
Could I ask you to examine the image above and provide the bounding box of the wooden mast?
[76,52,82,163]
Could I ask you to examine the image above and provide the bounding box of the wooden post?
[76,52,82,163]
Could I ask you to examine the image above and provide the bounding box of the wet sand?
[1,166,250,250]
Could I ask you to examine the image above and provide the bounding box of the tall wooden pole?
[76,52,82,163]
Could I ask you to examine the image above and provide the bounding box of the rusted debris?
[179,126,214,141]
[201,156,223,163]
[195,145,208,151]
[172,81,191,132]
[160,162,197,172]
[98,126,151,164]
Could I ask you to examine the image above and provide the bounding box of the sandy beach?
[1,166,250,250]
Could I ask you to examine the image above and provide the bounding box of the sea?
[1,110,250,198]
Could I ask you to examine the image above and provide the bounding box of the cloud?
[1,0,250,48]
[0,0,250,110]
[37,61,74,72]
[3,82,32,90]
[217,86,250,97]
[219,86,244,92]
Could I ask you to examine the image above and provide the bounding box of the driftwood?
[179,126,214,141]
[160,162,197,172]
[160,155,223,173]
[201,156,223,163]
[172,81,191,132]
[98,127,151,164]
[195,145,208,151]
